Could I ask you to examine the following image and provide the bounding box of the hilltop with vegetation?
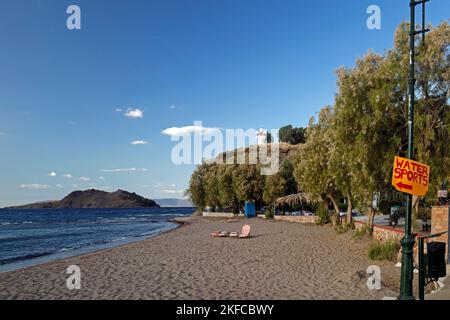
[213,142,301,165]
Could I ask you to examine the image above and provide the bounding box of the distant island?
[154,198,193,208]
[6,189,160,209]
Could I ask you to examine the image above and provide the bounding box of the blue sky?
[0,0,448,206]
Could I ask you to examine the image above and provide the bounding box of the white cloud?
[169,105,176,109]
[124,108,144,118]
[56,184,63,188]
[48,171,57,177]
[115,108,123,112]
[100,168,148,173]
[99,176,105,181]
[79,177,90,182]
[154,183,176,188]
[19,184,51,189]
[130,140,149,145]
[160,189,184,194]
[63,174,73,179]
[162,125,221,137]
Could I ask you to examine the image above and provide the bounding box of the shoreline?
[0,216,401,300]
[0,218,187,274]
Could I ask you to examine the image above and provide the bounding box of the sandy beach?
[0,217,400,300]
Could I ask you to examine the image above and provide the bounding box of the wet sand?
[0,217,400,300]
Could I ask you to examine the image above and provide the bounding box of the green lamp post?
[398,0,430,300]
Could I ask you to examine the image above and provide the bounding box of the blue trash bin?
[244,201,255,218]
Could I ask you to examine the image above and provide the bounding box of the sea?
[0,207,195,273]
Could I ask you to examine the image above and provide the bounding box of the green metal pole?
[399,0,417,300]
[418,237,425,300]
[422,1,426,45]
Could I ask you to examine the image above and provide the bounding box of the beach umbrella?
[275,193,318,208]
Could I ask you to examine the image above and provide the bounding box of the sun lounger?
[239,224,251,238]
[211,225,251,238]
[211,231,230,237]
[211,231,221,237]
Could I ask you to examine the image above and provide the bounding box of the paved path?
[426,265,450,300]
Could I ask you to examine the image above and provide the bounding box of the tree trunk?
[367,205,375,234]
[327,194,341,226]
[346,195,353,225]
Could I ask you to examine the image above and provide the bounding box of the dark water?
[0,207,194,272]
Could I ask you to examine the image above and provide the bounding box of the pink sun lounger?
[239,224,251,238]
[210,225,251,238]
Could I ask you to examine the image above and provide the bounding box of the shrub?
[334,222,354,234]
[316,204,330,226]
[368,240,401,261]
[264,206,274,220]
[352,225,370,240]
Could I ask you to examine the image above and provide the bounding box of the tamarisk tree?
[294,107,341,216]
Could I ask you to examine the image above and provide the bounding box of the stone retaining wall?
[202,212,236,218]
[274,215,318,224]
[354,220,404,242]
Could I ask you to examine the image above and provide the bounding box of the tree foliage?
[294,107,341,215]
[280,159,297,195]
[263,174,286,205]
[279,125,306,145]
[187,163,209,211]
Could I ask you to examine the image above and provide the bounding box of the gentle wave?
[0,251,54,266]
[0,207,194,271]
[0,231,85,245]
[0,226,172,266]
[0,221,33,226]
